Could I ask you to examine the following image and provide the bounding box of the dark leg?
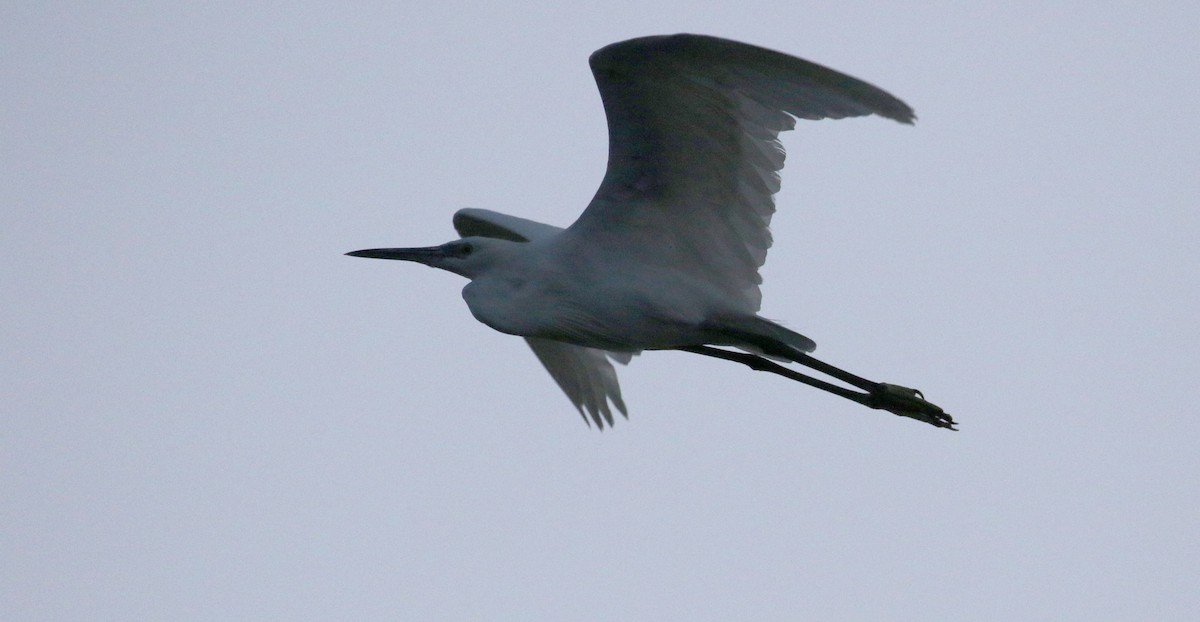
[679,345,957,430]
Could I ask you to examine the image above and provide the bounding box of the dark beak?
[345,246,444,263]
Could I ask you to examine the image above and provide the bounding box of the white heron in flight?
[349,34,955,430]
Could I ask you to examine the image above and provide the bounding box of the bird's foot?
[868,383,957,430]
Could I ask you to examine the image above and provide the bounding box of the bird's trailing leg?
[679,346,957,430]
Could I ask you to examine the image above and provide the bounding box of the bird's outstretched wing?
[454,208,634,427]
[565,34,914,312]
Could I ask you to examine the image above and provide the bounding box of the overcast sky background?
[4,2,1198,620]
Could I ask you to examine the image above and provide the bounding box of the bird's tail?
[700,315,816,362]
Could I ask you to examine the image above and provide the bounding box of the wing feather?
[565,34,914,312]
[525,337,629,429]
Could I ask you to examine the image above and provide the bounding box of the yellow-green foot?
[869,383,957,430]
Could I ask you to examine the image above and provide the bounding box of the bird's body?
[349,34,955,430]
[461,237,756,351]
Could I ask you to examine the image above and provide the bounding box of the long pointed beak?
[345,246,444,263]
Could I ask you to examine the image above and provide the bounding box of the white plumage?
[349,35,954,430]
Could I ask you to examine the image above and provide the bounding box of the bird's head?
[346,236,518,279]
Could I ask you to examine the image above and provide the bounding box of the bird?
[348,34,955,430]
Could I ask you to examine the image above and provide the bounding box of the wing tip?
[591,33,918,126]
[880,101,917,125]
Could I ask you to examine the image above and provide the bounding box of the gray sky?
[4,2,1198,620]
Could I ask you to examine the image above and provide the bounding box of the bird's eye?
[459,243,473,257]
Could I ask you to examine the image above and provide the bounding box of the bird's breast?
[460,263,721,351]
[461,275,539,337]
